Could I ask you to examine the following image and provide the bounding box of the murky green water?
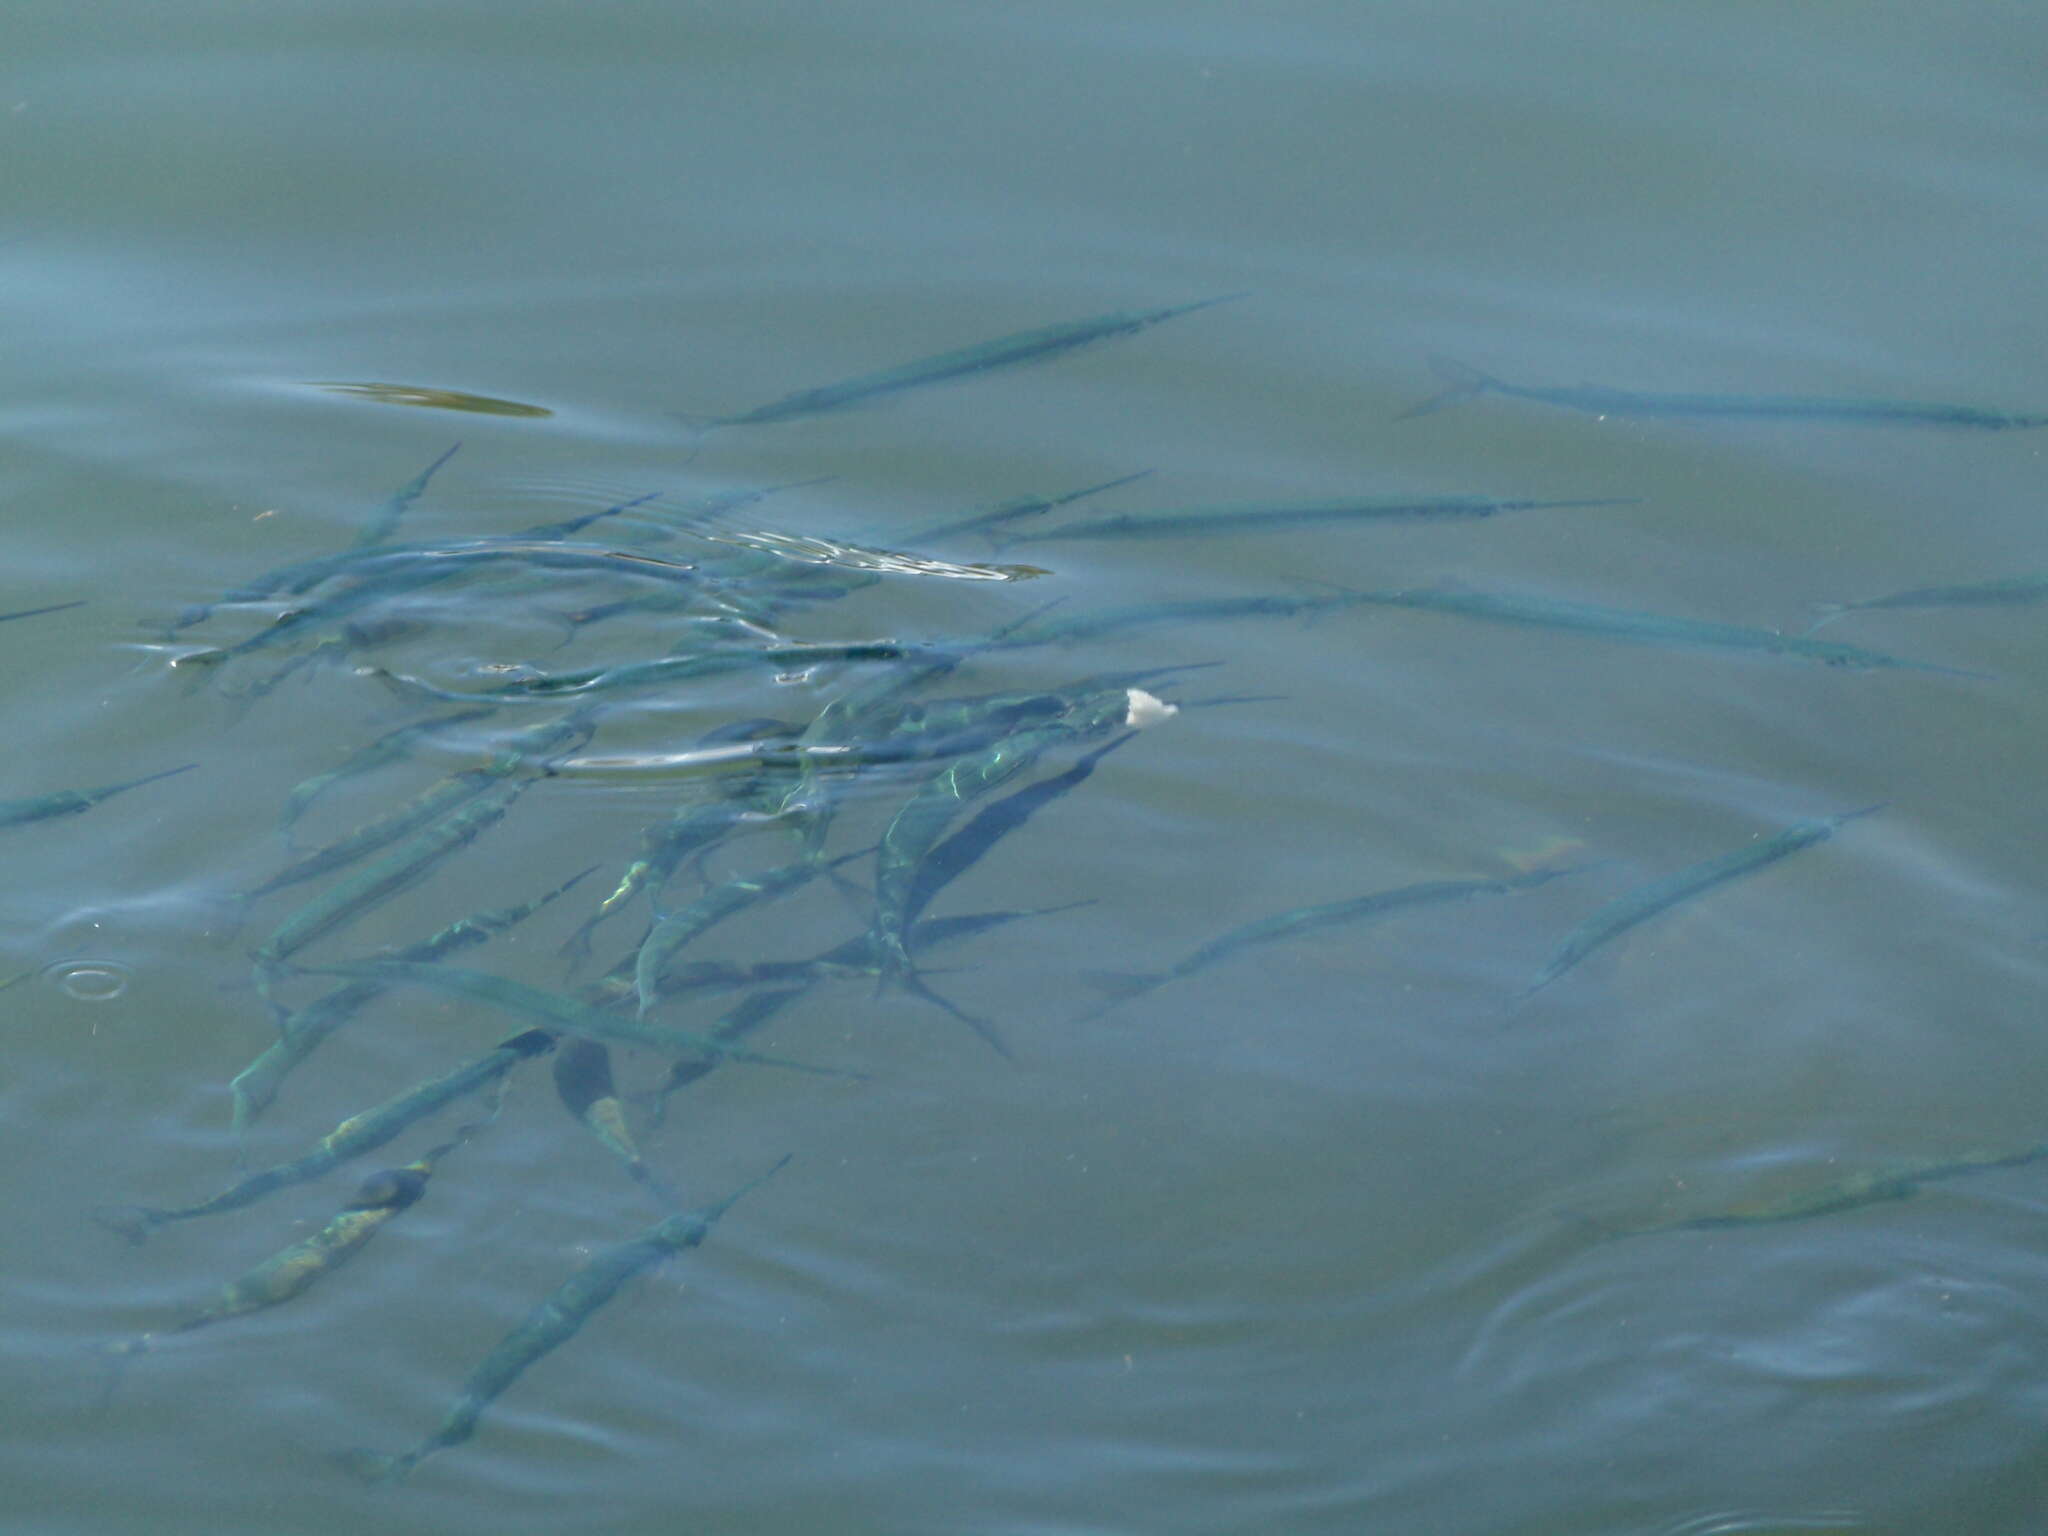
[8,4,2048,1533]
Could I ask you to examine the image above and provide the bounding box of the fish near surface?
[304,959,866,1080]
[98,1030,556,1243]
[1523,805,1884,998]
[1082,864,1586,1021]
[341,1156,790,1483]
[1585,1140,2048,1241]
[1400,356,2048,429]
[682,293,1247,430]
[1806,571,2048,632]
[230,869,592,1136]
[1346,583,1987,677]
[1006,495,1637,545]
[0,764,195,831]
[96,1118,500,1410]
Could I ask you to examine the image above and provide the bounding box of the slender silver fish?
[1807,572,2048,632]
[1524,805,1883,997]
[1006,496,1635,545]
[1348,584,1986,676]
[684,294,1246,429]
[1084,865,1584,1020]
[0,764,195,831]
[0,600,85,623]
[1590,1141,2048,1240]
[341,1157,790,1483]
[1400,356,2048,430]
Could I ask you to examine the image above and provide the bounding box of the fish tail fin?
[1802,602,1851,634]
[669,414,723,466]
[1079,969,1161,1000]
[90,1205,161,1246]
[555,914,602,972]
[335,1446,416,1485]
[1073,970,1164,1022]
[898,966,1013,1060]
[1394,356,1496,421]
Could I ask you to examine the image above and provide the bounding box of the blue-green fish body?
[689,294,1245,430]
[1009,495,1635,545]
[97,1127,490,1415]
[1525,805,1883,997]
[98,1030,555,1244]
[305,960,863,1079]
[1085,865,1584,1019]
[1808,572,2048,632]
[870,684,1145,985]
[0,764,194,831]
[1352,584,1982,675]
[897,470,1154,546]
[1597,1142,2048,1240]
[352,443,462,550]
[997,590,1365,649]
[1401,356,2048,430]
[0,599,85,624]
[342,1157,790,1483]
[275,708,496,846]
[252,774,534,995]
[230,868,593,1135]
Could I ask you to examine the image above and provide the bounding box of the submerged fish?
[1347,584,1985,676]
[869,684,1170,1005]
[1006,495,1635,545]
[353,443,462,550]
[632,849,870,1018]
[0,599,85,623]
[177,540,705,668]
[95,1030,552,1244]
[1524,805,1883,997]
[1594,1141,2048,1240]
[304,960,865,1080]
[995,590,1366,649]
[1084,864,1584,1020]
[1400,356,2048,430]
[230,868,593,1136]
[905,732,1138,928]
[98,1122,494,1409]
[252,773,536,996]
[341,1156,790,1483]
[896,470,1154,546]
[551,1038,679,1206]
[640,904,1091,1119]
[684,293,1246,429]
[373,639,915,705]
[274,707,497,847]
[0,764,195,831]
[1807,572,2048,631]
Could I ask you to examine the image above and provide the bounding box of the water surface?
[8,4,2048,1534]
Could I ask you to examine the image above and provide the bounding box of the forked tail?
[1394,356,1498,421]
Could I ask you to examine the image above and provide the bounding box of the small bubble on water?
[44,960,130,1001]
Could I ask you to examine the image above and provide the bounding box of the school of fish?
[18,299,2041,1482]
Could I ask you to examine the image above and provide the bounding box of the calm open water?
[7,4,2048,1533]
